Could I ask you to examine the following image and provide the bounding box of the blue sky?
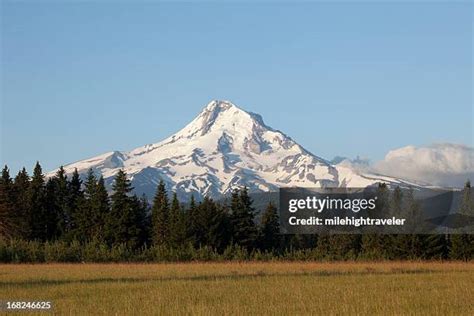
[1,1,472,173]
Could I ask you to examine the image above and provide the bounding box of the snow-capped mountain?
[49,100,417,200]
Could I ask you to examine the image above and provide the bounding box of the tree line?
[0,162,473,262]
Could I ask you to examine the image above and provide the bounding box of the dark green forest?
[0,162,473,263]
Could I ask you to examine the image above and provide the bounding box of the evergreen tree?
[459,180,472,216]
[192,197,231,251]
[92,176,110,241]
[187,196,204,247]
[39,166,70,240]
[259,202,280,251]
[1,166,13,192]
[386,186,404,258]
[52,167,69,237]
[44,177,61,240]
[449,234,474,261]
[27,162,57,241]
[75,169,110,241]
[129,194,149,247]
[81,169,98,239]
[0,185,13,238]
[394,188,424,259]
[26,162,50,240]
[138,194,152,245]
[151,180,169,245]
[421,234,447,259]
[0,166,16,238]
[390,186,403,215]
[105,169,143,248]
[360,183,390,259]
[168,192,186,247]
[186,195,198,240]
[230,188,257,250]
[66,169,84,238]
[449,181,474,260]
[13,168,30,238]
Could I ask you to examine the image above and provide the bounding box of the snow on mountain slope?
[49,100,416,200]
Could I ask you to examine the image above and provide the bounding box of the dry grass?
[1,261,473,315]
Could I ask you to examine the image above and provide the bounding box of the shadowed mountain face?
[49,100,417,200]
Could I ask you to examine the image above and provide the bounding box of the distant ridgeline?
[0,162,473,263]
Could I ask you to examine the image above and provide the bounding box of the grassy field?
[1,262,473,315]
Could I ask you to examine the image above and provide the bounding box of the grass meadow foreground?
[0,262,473,315]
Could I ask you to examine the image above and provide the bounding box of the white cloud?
[372,143,474,188]
[333,156,371,174]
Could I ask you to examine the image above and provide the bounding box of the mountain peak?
[204,100,238,112]
[199,100,251,125]
[50,99,412,201]
[190,99,263,138]
[201,100,267,129]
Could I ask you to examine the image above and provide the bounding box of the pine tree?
[192,197,230,250]
[26,162,45,240]
[40,166,70,240]
[1,166,13,192]
[360,183,390,259]
[44,177,61,240]
[13,168,30,238]
[421,234,447,259]
[138,194,151,245]
[459,180,472,216]
[394,188,424,259]
[66,169,84,239]
[0,166,16,238]
[52,167,69,237]
[259,202,280,251]
[0,185,13,239]
[449,181,474,260]
[27,162,54,241]
[85,169,98,232]
[449,234,474,261]
[105,169,143,248]
[92,176,110,241]
[151,180,169,245]
[129,194,148,247]
[390,186,403,215]
[168,192,186,247]
[75,169,98,241]
[386,186,404,258]
[186,195,198,240]
[230,188,257,250]
[84,169,97,199]
[76,169,110,241]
